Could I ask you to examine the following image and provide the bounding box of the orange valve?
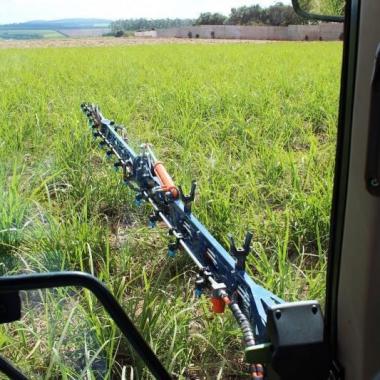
[221,295,231,305]
[211,296,226,313]
[153,161,179,199]
[251,364,264,380]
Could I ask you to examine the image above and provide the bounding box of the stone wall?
[134,30,158,37]
[135,24,343,41]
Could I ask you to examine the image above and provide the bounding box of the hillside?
[0,18,112,40]
[0,18,112,29]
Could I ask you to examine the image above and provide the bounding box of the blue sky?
[1,0,289,24]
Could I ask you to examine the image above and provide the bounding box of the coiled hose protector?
[229,301,256,348]
[229,301,264,379]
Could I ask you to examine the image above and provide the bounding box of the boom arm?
[82,104,282,338]
[81,104,331,378]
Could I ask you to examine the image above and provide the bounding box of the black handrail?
[0,355,28,380]
[292,0,345,23]
[0,272,171,380]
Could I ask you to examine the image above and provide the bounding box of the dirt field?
[0,36,272,49]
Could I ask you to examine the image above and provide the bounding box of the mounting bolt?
[167,241,179,258]
[370,178,380,187]
[148,212,159,228]
[275,310,282,319]
[167,249,176,258]
[165,191,174,202]
[134,194,144,207]
[114,161,122,172]
[194,273,206,297]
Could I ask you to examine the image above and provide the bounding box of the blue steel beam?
[81,103,283,356]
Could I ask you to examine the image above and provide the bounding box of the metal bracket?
[179,180,197,214]
[229,232,253,271]
[0,292,21,324]
[266,301,330,380]
[0,272,171,380]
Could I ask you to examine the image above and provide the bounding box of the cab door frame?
[326,0,380,378]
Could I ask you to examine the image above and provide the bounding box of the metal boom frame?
[82,103,282,339]
[79,104,330,379]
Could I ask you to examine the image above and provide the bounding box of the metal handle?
[0,272,171,380]
[291,0,344,23]
[365,44,380,196]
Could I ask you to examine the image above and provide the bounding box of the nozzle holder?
[229,232,253,271]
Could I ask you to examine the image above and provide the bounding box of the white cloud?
[0,0,290,24]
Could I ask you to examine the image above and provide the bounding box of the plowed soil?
[0,37,271,49]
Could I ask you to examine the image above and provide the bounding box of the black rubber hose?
[229,302,264,379]
[229,301,256,348]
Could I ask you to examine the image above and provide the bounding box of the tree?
[227,5,263,25]
[264,2,304,26]
[109,1,320,34]
[226,3,304,26]
[110,18,194,33]
[315,0,345,15]
[299,0,345,15]
[194,13,227,25]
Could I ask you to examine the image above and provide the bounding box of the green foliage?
[194,13,227,26]
[228,5,264,25]
[0,42,341,378]
[0,29,65,40]
[110,18,194,33]
[299,0,345,16]
[314,0,345,15]
[263,3,306,26]
[112,2,307,31]
[228,2,305,26]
